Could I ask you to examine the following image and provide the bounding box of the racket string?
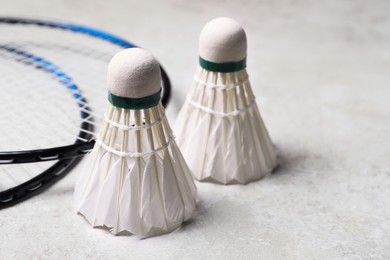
[0,22,124,195]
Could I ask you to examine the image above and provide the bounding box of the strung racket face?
[0,17,171,208]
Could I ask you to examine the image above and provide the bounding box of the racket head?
[0,16,171,208]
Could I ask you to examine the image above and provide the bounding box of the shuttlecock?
[175,17,277,185]
[74,48,197,238]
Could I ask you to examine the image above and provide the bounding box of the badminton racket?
[0,17,171,208]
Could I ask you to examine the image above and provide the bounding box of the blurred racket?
[0,17,171,208]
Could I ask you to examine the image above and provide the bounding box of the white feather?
[140,154,167,234]
[168,144,197,219]
[75,103,197,237]
[118,157,144,235]
[175,68,277,184]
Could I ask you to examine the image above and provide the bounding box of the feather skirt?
[175,68,277,184]
[74,103,197,237]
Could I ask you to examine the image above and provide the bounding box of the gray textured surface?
[1,0,390,259]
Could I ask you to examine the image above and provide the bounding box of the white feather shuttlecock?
[74,48,197,238]
[175,17,277,185]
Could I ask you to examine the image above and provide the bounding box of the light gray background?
[1,0,389,259]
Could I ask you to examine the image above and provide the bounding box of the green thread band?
[199,57,246,72]
[108,88,161,110]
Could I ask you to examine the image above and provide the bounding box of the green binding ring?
[108,88,162,110]
[199,57,246,72]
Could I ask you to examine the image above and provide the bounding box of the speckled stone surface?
[1,0,390,259]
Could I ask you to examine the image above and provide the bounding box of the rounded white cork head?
[107,48,161,98]
[199,17,247,63]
